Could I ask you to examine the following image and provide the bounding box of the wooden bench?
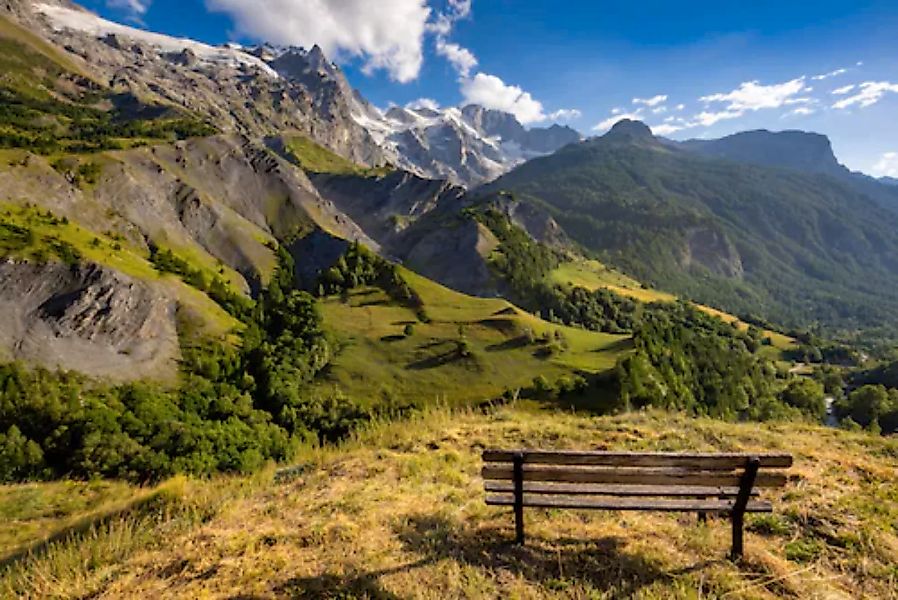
[482,449,793,558]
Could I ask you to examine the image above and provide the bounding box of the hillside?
[483,120,898,339]
[3,404,896,598]
[313,268,628,409]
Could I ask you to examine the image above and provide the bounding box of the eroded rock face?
[0,260,179,381]
[401,220,500,296]
[681,228,744,279]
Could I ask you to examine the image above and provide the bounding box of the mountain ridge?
[482,120,898,335]
[678,127,898,212]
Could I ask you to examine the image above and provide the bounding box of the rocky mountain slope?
[4,0,386,165]
[352,103,581,187]
[483,119,898,334]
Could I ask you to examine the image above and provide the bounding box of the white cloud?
[205,0,431,83]
[448,0,472,18]
[428,1,479,77]
[700,77,810,112]
[548,108,582,122]
[651,123,686,136]
[832,84,856,95]
[676,104,686,111]
[107,0,150,19]
[787,107,815,117]
[652,106,668,114]
[691,110,744,127]
[460,72,547,124]
[633,94,668,107]
[872,152,898,177]
[406,98,440,111]
[593,111,643,132]
[832,81,898,110]
[611,107,625,115]
[812,67,847,81]
[435,39,477,77]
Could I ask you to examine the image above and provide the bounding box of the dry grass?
[8,404,894,599]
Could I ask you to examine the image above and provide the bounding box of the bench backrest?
[482,449,792,503]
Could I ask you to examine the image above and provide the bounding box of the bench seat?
[482,448,792,559]
[485,494,773,513]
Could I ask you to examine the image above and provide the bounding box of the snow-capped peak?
[350,103,581,187]
[35,3,279,79]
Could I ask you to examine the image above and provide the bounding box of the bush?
[780,378,826,420]
[834,385,898,432]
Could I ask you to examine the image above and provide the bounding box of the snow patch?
[35,3,279,79]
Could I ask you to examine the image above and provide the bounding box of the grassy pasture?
[314,269,629,410]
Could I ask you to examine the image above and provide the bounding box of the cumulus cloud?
[428,0,477,78]
[406,98,441,111]
[548,108,582,122]
[429,0,472,34]
[205,0,431,83]
[593,111,644,132]
[633,94,668,107]
[435,39,477,77]
[786,107,815,117]
[107,0,150,20]
[651,123,686,136]
[872,152,898,177]
[690,110,744,127]
[700,77,810,112]
[832,84,856,95]
[460,73,547,124]
[832,81,898,109]
[812,68,847,81]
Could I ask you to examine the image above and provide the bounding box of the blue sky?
[84,0,898,176]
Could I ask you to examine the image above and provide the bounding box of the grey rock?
[0,261,180,381]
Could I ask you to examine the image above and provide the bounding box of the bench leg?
[698,512,708,524]
[730,512,744,559]
[513,452,525,545]
[730,457,760,560]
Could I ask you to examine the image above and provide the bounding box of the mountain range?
[483,119,898,333]
[3,0,898,383]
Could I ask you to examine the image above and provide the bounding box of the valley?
[0,1,897,598]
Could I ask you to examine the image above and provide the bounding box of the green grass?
[550,259,797,352]
[0,15,92,85]
[315,268,629,409]
[282,135,392,177]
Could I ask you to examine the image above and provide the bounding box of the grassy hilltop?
[3,403,897,599]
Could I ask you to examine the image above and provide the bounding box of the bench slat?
[483,481,757,497]
[485,494,773,513]
[481,464,787,488]
[482,450,792,469]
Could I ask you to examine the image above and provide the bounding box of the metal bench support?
[730,457,760,560]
